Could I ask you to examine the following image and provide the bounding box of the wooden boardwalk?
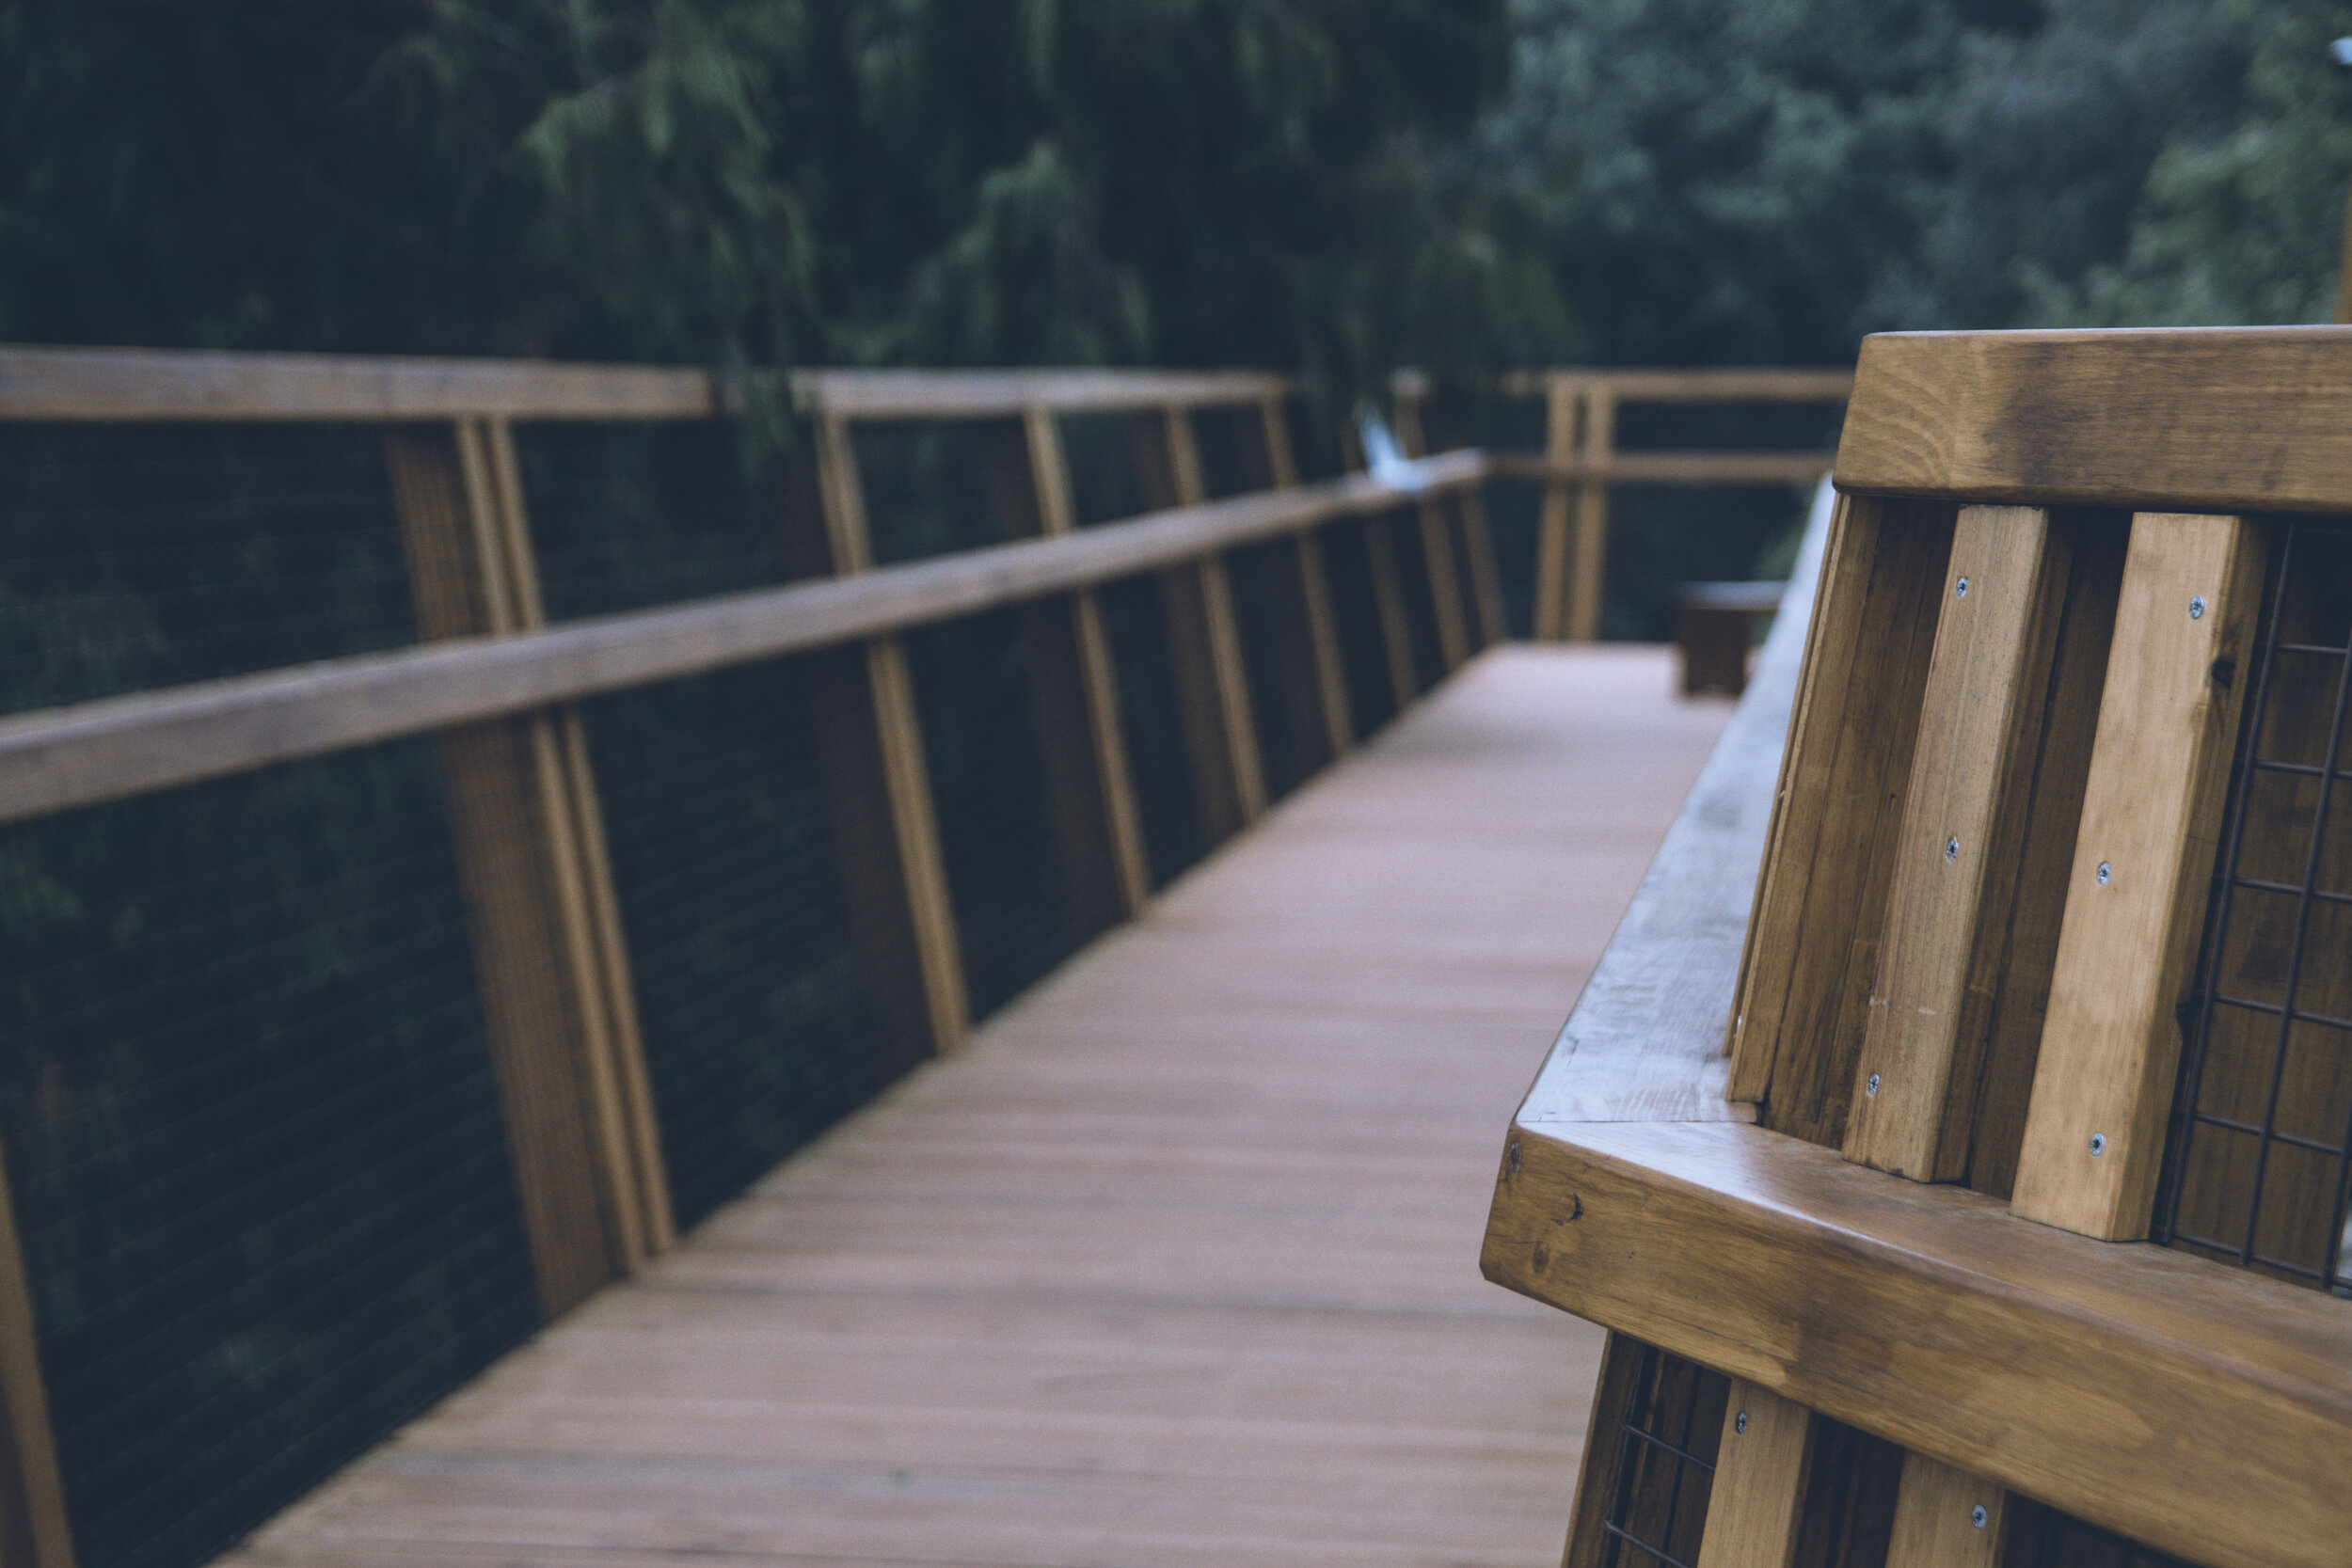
[229,645,1731,1568]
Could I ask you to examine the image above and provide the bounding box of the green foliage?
[0,0,1545,405]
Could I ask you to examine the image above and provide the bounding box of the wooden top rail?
[1486,450,1834,486]
[1836,325,2352,514]
[1500,367,1852,402]
[1480,479,2352,1568]
[0,450,1486,826]
[0,345,1291,424]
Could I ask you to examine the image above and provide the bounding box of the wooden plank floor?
[228,645,1733,1568]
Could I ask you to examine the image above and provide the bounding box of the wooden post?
[1136,407,1265,835]
[1017,408,1150,916]
[1363,513,1420,711]
[1568,388,1617,642]
[1845,507,2072,1182]
[1260,397,1353,758]
[1534,379,1578,641]
[1885,1453,2008,1568]
[0,1161,72,1568]
[2011,513,2263,1240]
[1456,484,1508,647]
[1416,496,1472,672]
[809,413,970,1053]
[385,419,672,1320]
[1696,1382,1817,1568]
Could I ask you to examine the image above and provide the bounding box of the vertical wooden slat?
[1259,397,1354,758]
[1416,497,1472,671]
[0,1160,72,1568]
[1363,514,1420,711]
[1845,506,2071,1182]
[1534,381,1577,641]
[1696,1382,1816,1568]
[1138,407,1265,832]
[1885,1453,2008,1568]
[1457,484,1509,647]
[810,413,969,1053]
[385,420,664,1316]
[1729,497,1957,1146]
[2011,512,2263,1240]
[1017,407,1150,917]
[1567,389,1616,643]
[1561,1332,1647,1568]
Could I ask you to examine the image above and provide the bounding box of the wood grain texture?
[1845,506,2068,1181]
[1836,327,2352,515]
[221,646,1726,1568]
[2010,513,2264,1240]
[1696,1384,1815,1568]
[1884,1453,2005,1568]
[1562,1334,1648,1568]
[1518,481,1835,1130]
[1482,1118,2352,1568]
[1727,498,1956,1143]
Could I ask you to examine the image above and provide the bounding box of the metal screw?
[1867,1073,1881,1097]
[2096,861,2112,885]
[1736,1411,1748,1434]
[2189,594,2206,620]
[1954,577,1969,598]
[1972,1505,1989,1529]
[1945,837,1960,862]
[2090,1132,2107,1156]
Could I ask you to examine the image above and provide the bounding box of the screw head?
[2090,1132,2107,1156]
[1736,1411,1748,1434]
[1972,1505,1989,1529]
[1946,837,1960,862]
[2189,594,2206,620]
[1955,577,1969,598]
[2096,861,2112,885]
[1867,1073,1881,1097]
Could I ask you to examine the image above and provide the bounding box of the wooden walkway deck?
[228,645,1732,1568]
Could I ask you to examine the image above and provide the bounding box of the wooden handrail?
[1499,367,1853,403]
[1480,479,2352,1568]
[1485,450,1834,486]
[0,345,1290,424]
[0,451,1488,826]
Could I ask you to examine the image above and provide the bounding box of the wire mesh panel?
[1189,405,1274,500]
[0,741,537,1568]
[513,420,788,617]
[1384,510,1448,693]
[1225,539,1326,802]
[2163,517,2352,1292]
[575,656,929,1231]
[854,420,1029,564]
[0,425,412,716]
[1597,1343,1729,1568]
[1315,519,1405,737]
[904,607,1111,1021]
[1057,412,1148,528]
[1095,574,1212,888]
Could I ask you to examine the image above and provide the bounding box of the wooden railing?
[1483,328,2352,1568]
[0,345,1508,1568]
[1393,366,1850,642]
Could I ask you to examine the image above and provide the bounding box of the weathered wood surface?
[221,645,1731,1568]
[1516,480,1833,1129]
[1836,326,2352,514]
